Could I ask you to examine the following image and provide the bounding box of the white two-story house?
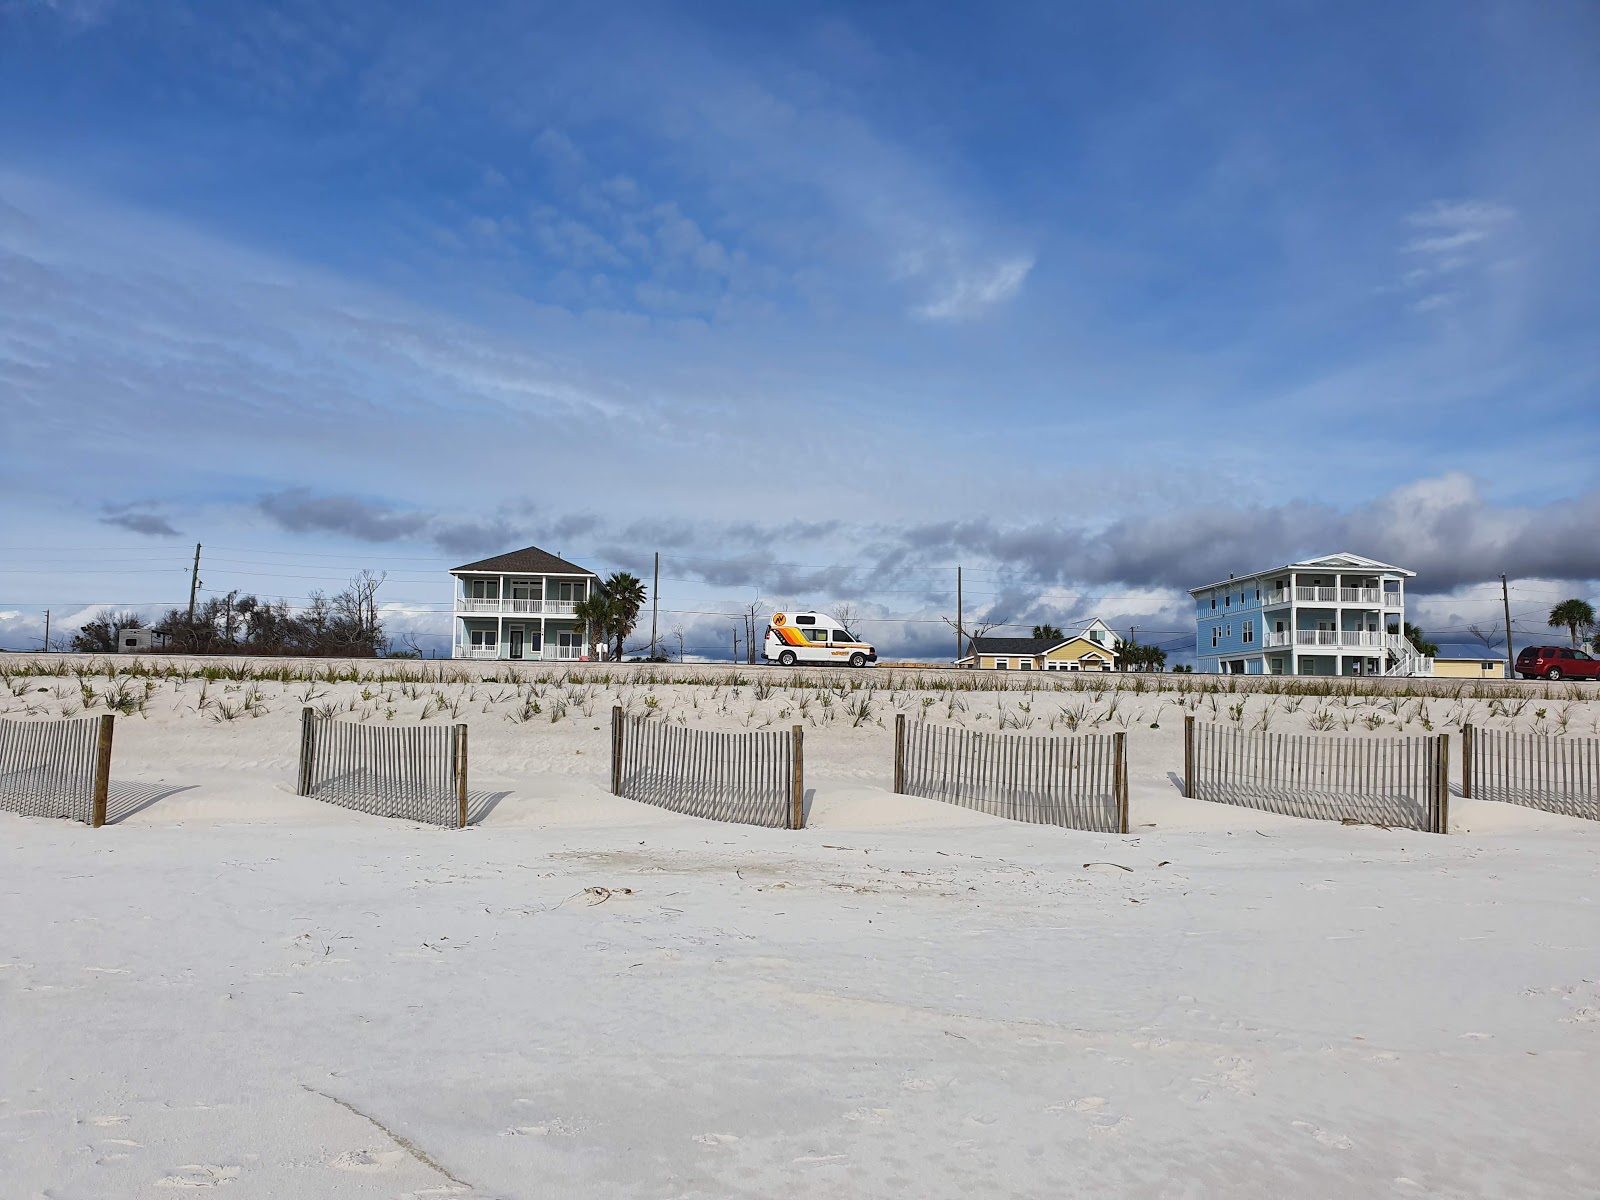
[450,545,599,661]
[1189,552,1432,677]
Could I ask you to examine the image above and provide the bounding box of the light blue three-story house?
[451,545,599,661]
[1190,553,1432,677]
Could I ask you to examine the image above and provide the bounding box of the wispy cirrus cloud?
[1398,199,1517,314]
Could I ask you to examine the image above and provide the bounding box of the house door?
[509,629,524,660]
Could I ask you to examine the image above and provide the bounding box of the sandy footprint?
[89,1114,132,1127]
[843,1108,894,1125]
[1291,1120,1353,1150]
[508,1119,580,1137]
[330,1148,406,1172]
[156,1164,241,1188]
[692,1132,740,1146]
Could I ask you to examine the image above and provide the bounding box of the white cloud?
[1397,199,1516,314]
[911,253,1034,322]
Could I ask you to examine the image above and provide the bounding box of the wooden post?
[91,713,114,828]
[1461,724,1473,800]
[791,724,805,830]
[455,722,469,829]
[297,706,315,797]
[1183,715,1195,798]
[894,713,906,794]
[1435,731,1450,835]
[611,705,623,795]
[1114,731,1129,834]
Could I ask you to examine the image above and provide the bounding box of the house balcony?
[1266,630,1391,650]
[455,598,580,616]
[1289,586,1399,606]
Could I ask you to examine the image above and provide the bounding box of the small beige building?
[1430,644,1507,679]
[958,623,1121,672]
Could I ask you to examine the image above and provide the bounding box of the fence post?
[1461,723,1473,800]
[455,723,469,829]
[297,706,316,797]
[91,713,114,828]
[894,713,905,794]
[791,724,805,830]
[611,705,623,795]
[1183,715,1194,798]
[1114,731,1129,834]
[1435,731,1450,835]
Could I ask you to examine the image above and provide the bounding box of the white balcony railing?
[1285,630,1395,650]
[1264,589,1291,607]
[1264,631,1291,648]
[1294,586,1338,603]
[454,598,580,616]
[456,645,500,659]
[1339,587,1381,605]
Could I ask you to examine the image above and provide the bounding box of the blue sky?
[1,0,1596,658]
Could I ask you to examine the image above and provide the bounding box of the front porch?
[453,617,593,662]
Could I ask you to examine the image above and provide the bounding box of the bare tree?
[1468,622,1504,655]
[942,615,1000,663]
[670,623,686,662]
[741,598,766,665]
[831,602,859,634]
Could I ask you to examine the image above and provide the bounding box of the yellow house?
[958,627,1120,672]
[1430,644,1508,678]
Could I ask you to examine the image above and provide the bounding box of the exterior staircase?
[1383,634,1435,678]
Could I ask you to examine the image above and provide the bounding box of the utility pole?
[1129,626,1136,673]
[42,609,49,653]
[1502,574,1515,679]
[650,551,659,661]
[956,565,963,663]
[186,543,202,625]
[733,626,740,664]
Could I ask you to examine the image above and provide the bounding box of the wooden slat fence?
[0,714,114,826]
[894,715,1128,833]
[297,708,467,828]
[1183,716,1449,833]
[612,707,802,828]
[1462,725,1600,821]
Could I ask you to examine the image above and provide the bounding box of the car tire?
[849,652,866,668]
[778,650,796,667]
[1546,667,1563,681]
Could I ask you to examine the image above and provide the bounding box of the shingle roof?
[451,545,598,576]
[968,637,1059,656]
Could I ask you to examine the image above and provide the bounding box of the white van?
[763,611,878,667]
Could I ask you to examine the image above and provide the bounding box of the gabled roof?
[451,545,598,577]
[1188,551,1413,595]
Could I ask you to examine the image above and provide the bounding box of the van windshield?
[836,630,856,643]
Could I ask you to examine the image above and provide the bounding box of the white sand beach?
[3,663,1598,1197]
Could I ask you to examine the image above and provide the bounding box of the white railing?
[454,598,581,615]
[1295,586,1338,603]
[1339,587,1381,605]
[454,645,500,659]
[1384,592,1402,608]
[552,645,584,661]
[1295,630,1339,646]
[1264,631,1291,648]
[1264,589,1291,607]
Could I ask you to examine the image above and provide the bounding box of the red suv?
[1516,646,1600,680]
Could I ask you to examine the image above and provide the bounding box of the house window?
[995,659,1009,670]
[1243,625,1254,645]
[1210,594,1217,610]
[1211,628,1220,648]
[1225,594,1231,607]
[1089,629,1103,644]
[469,629,497,648]
[1255,588,1261,602]
[554,580,586,603]
[468,578,499,600]
[1019,659,1033,671]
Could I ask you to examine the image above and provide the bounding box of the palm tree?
[1031,623,1064,641]
[1549,599,1596,649]
[1403,622,1439,657]
[578,571,648,662]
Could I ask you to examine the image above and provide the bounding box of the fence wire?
[1470,728,1600,821]
[0,716,100,824]
[1191,723,1444,831]
[617,715,793,828]
[900,723,1125,833]
[303,717,460,826]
